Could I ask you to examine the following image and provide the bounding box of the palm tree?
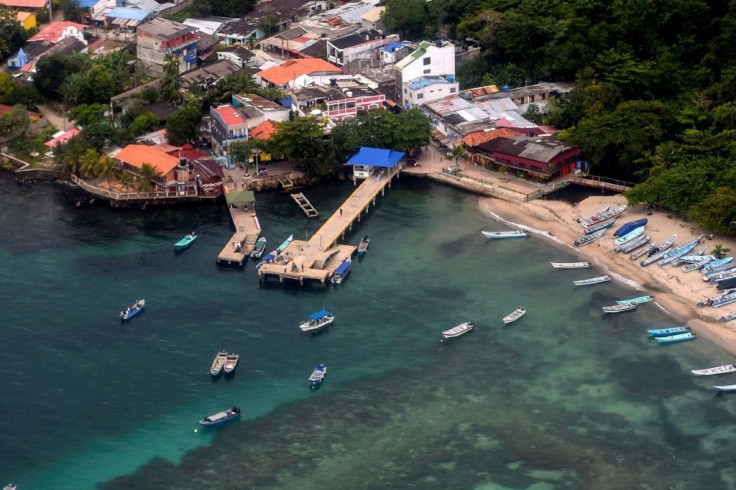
[119,171,133,191]
[136,162,161,192]
[79,148,101,178]
[96,155,119,188]
[449,143,468,169]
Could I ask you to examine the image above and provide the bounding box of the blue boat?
[309,364,327,389]
[174,234,197,252]
[331,256,351,284]
[299,310,335,333]
[614,218,648,237]
[658,235,703,267]
[647,326,690,337]
[616,295,654,305]
[120,299,145,321]
[198,406,241,427]
[655,332,696,344]
[702,257,734,273]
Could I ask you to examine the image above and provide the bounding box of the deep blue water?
[1,173,736,489]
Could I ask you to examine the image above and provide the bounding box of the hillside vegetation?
[384,0,736,233]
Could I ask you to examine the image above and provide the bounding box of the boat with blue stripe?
[613,225,645,247]
[657,235,703,267]
[174,233,197,252]
[655,332,696,344]
[616,295,654,305]
[199,406,241,427]
[331,256,351,284]
[647,326,690,337]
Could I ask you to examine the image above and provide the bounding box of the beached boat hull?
[647,326,690,337]
[614,218,648,237]
[550,262,590,269]
[482,230,528,239]
[573,275,612,286]
[691,364,736,376]
[614,226,645,246]
[655,332,696,344]
[616,295,654,305]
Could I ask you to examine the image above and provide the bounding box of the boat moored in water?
[602,303,637,314]
[199,406,241,426]
[441,322,474,341]
[502,308,526,324]
[573,275,612,286]
[331,256,351,284]
[250,236,267,258]
[482,230,528,239]
[655,332,696,344]
[174,234,197,252]
[299,310,335,333]
[309,364,327,389]
[647,326,690,337]
[616,295,654,305]
[357,236,370,255]
[714,385,736,393]
[120,299,145,321]
[223,353,239,375]
[550,262,590,269]
[691,364,736,376]
[210,350,228,377]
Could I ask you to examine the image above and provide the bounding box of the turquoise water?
[1,173,736,489]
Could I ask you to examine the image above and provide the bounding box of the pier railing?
[71,175,203,201]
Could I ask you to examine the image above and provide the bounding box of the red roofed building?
[249,120,278,140]
[44,128,80,148]
[114,144,181,185]
[471,136,581,181]
[209,104,248,154]
[255,58,341,89]
[0,0,47,9]
[29,21,86,45]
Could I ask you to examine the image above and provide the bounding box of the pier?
[290,192,319,218]
[216,187,260,266]
[258,165,400,285]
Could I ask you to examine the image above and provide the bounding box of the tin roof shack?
[488,136,581,180]
[137,18,198,76]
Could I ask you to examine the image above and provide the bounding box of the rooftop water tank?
[446,74,455,82]
[503,85,509,92]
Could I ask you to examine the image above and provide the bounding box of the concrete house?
[326,29,398,69]
[395,40,455,108]
[136,18,198,75]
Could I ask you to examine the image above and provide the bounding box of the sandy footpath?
[479,194,736,356]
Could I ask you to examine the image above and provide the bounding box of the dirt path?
[37,104,73,131]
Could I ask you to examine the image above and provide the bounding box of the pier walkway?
[216,185,260,266]
[258,166,400,285]
[290,192,319,218]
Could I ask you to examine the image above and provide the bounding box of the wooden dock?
[258,166,400,285]
[216,185,261,267]
[277,176,295,190]
[290,192,319,218]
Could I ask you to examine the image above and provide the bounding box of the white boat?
[502,308,526,324]
[573,275,612,286]
[574,228,607,247]
[357,235,370,255]
[616,234,650,253]
[602,303,637,314]
[691,364,736,376]
[714,385,736,393]
[578,205,609,225]
[658,234,704,267]
[721,312,736,323]
[299,310,335,333]
[550,262,591,269]
[682,257,714,272]
[630,243,656,260]
[441,322,474,341]
[481,230,527,239]
[309,364,327,389]
[250,236,267,258]
[210,350,228,377]
[613,226,645,246]
[579,205,626,227]
[640,234,677,266]
[223,353,239,375]
[583,216,617,234]
[331,256,351,284]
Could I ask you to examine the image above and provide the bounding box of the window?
[423,57,430,65]
[423,69,430,74]
[404,88,407,93]
[450,87,457,93]
[417,93,424,99]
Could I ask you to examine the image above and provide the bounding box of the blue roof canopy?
[78,0,99,7]
[107,7,152,20]
[309,310,332,319]
[346,147,405,168]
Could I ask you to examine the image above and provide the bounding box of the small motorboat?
[299,310,335,333]
[550,262,590,269]
[210,350,228,377]
[574,228,607,247]
[309,364,327,389]
[199,406,241,427]
[630,243,655,260]
[331,256,351,284]
[613,218,648,237]
[223,352,239,375]
[613,226,645,247]
[691,364,736,376]
[174,233,197,252]
[357,236,370,255]
[502,308,526,325]
[441,322,474,341]
[250,236,267,258]
[573,275,612,286]
[120,299,145,321]
[714,385,736,393]
[602,303,637,314]
[647,326,690,337]
[616,295,654,305]
[481,230,527,239]
[655,332,696,344]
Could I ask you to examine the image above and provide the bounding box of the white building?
[326,29,398,68]
[394,40,455,108]
[402,76,459,109]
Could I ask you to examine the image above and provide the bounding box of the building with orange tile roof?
[16,11,36,31]
[255,58,341,89]
[114,144,181,182]
[249,120,279,140]
[462,127,520,147]
[0,0,46,9]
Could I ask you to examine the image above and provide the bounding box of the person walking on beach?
[339,208,343,215]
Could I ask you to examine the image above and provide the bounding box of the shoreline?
[478,193,736,357]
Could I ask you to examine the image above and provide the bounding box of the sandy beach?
[480,194,736,355]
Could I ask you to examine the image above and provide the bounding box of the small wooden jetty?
[277,176,295,191]
[258,166,400,285]
[216,187,260,267]
[290,192,319,218]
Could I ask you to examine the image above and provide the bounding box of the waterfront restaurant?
[472,136,581,181]
[346,146,404,184]
[113,144,202,195]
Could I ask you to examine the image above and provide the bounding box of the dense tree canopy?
[382,0,736,234]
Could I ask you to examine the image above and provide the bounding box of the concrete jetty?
[216,185,260,266]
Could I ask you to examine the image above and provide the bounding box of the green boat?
[616,295,654,305]
[174,234,197,252]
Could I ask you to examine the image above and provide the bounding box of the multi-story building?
[326,29,398,69]
[402,76,459,109]
[136,18,198,75]
[209,104,249,155]
[395,40,455,108]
